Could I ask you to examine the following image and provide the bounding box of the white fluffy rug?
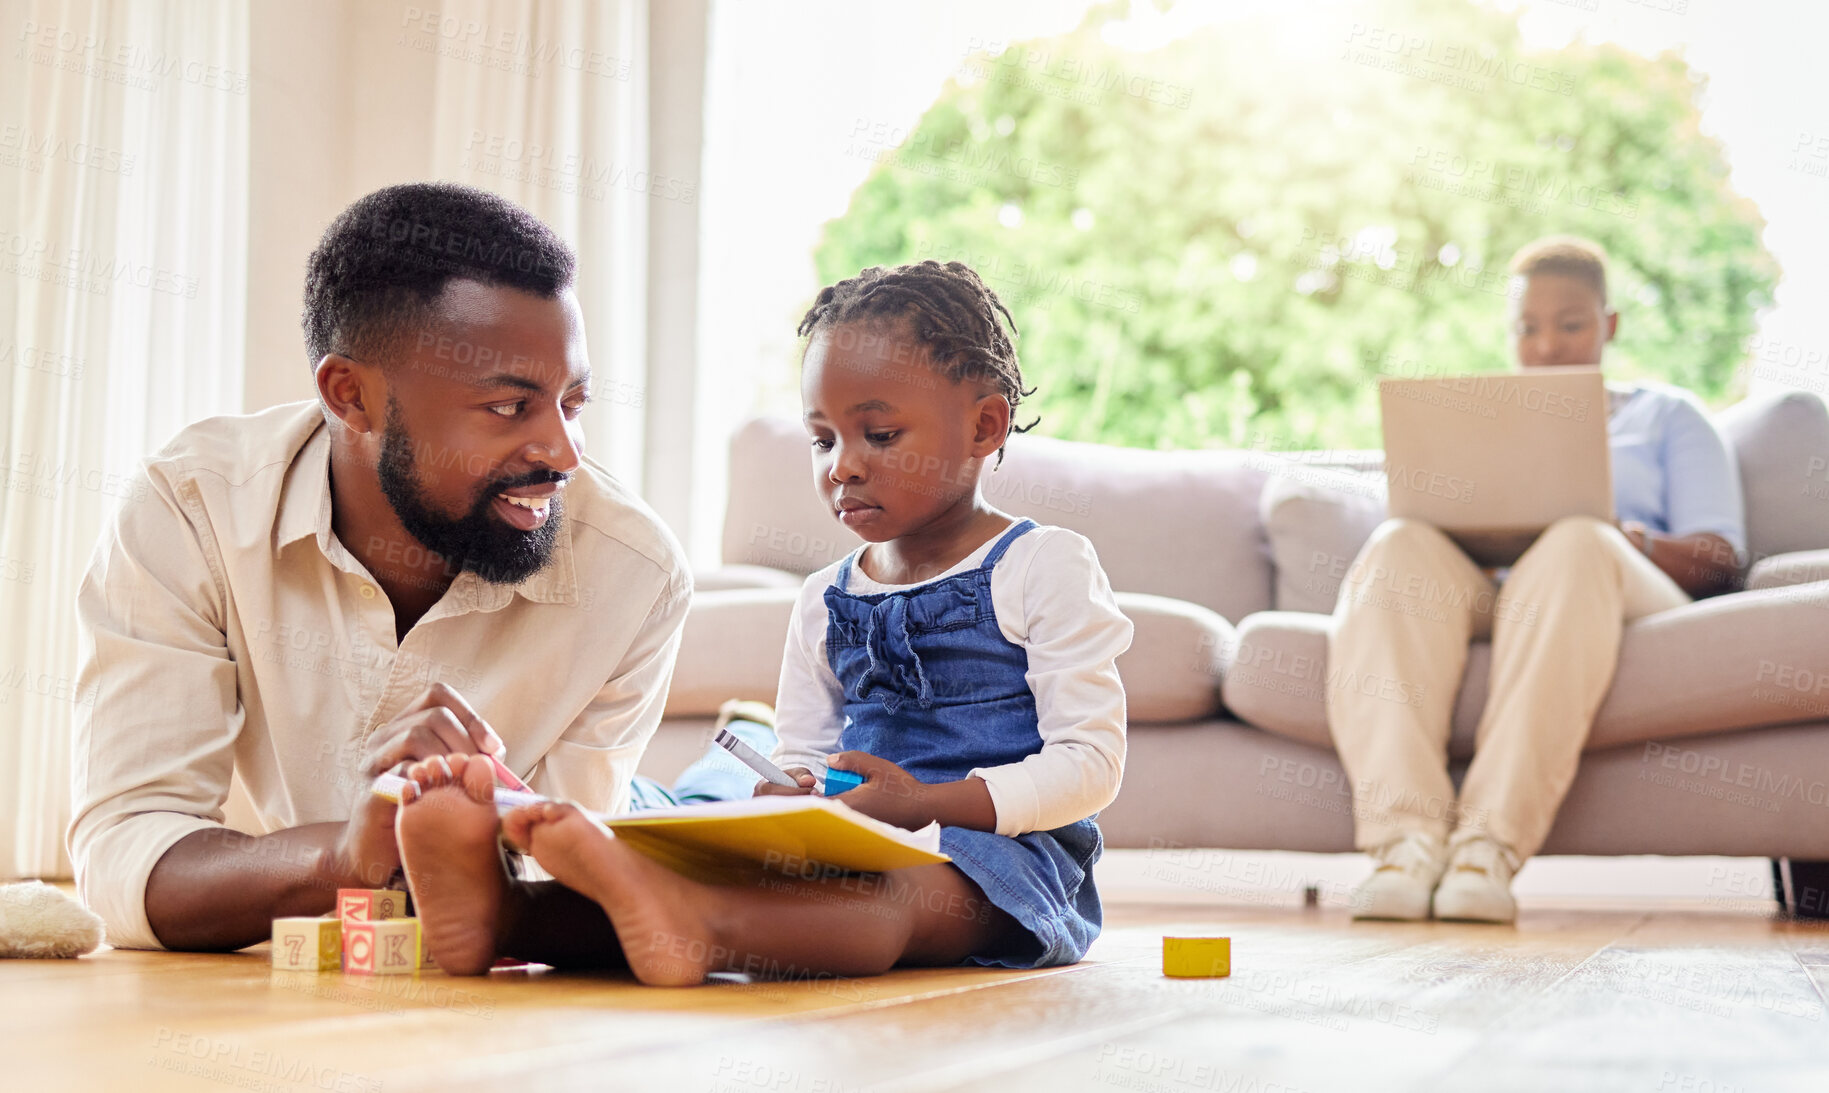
[0,882,105,958]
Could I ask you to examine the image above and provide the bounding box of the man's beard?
[376,407,566,586]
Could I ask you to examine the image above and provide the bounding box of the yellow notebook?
[370,774,949,882]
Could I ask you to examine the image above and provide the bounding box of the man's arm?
[140,824,365,952]
[532,570,693,812]
[1640,394,1749,598]
[68,464,249,950]
[68,465,499,951]
[141,683,509,951]
[1625,526,1742,598]
[68,464,357,951]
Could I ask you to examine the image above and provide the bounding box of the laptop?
[1378,368,1612,567]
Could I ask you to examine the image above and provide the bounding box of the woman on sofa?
[1330,235,1747,923]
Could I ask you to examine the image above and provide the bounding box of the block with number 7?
[270,917,342,971]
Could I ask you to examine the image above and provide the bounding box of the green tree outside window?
[813,0,1778,451]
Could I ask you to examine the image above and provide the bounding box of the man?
[69,182,756,953]
[1327,235,1746,923]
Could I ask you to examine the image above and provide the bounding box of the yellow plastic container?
[1162,936,1230,978]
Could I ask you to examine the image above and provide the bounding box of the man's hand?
[753,767,817,797]
[1616,521,1741,596]
[361,682,507,777]
[326,684,508,889]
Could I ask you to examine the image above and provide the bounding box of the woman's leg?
[1454,516,1690,859]
[1327,518,1496,850]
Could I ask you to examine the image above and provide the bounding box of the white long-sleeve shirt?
[68,402,691,950]
[773,523,1133,837]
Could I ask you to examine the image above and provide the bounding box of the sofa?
[639,390,1829,871]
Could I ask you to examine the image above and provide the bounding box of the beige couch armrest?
[664,587,798,718]
[1747,549,1829,591]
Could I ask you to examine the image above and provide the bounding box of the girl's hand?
[752,767,817,797]
[824,752,941,831]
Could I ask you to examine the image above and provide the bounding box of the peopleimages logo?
[1342,23,1578,96]
[1405,146,1640,220]
[0,229,200,299]
[1428,373,1590,421]
[846,119,1081,192]
[0,124,136,175]
[1384,462,1475,504]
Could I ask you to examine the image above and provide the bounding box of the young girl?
[395,260,1132,982]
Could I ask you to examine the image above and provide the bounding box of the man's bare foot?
[501,801,728,986]
[396,754,509,976]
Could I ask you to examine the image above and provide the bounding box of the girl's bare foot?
[501,801,730,986]
[395,754,509,976]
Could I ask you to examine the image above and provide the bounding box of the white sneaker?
[1432,836,1520,924]
[1350,832,1447,921]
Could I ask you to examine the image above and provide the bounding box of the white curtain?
[0,0,656,878]
[423,0,653,482]
[0,0,250,879]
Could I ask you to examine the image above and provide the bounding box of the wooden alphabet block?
[336,888,407,922]
[343,917,423,975]
[416,921,436,969]
[271,917,341,971]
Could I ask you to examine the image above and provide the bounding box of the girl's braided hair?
[797,260,1036,464]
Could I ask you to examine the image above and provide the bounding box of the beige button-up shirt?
[69,401,691,949]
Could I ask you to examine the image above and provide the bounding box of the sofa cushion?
[1112,592,1232,724]
[1219,612,1487,755]
[1715,390,1829,559]
[721,418,856,576]
[721,416,1277,623]
[1220,612,1339,750]
[1223,583,1829,758]
[1258,465,1388,614]
[664,585,1234,724]
[664,587,799,718]
[1747,549,1829,591]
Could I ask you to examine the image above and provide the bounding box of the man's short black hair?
[302,182,576,370]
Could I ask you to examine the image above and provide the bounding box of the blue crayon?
[822,768,866,796]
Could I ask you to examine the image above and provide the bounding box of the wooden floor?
[15,873,1829,1092]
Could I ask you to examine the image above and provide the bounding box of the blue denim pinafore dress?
[824,519,1102,968]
